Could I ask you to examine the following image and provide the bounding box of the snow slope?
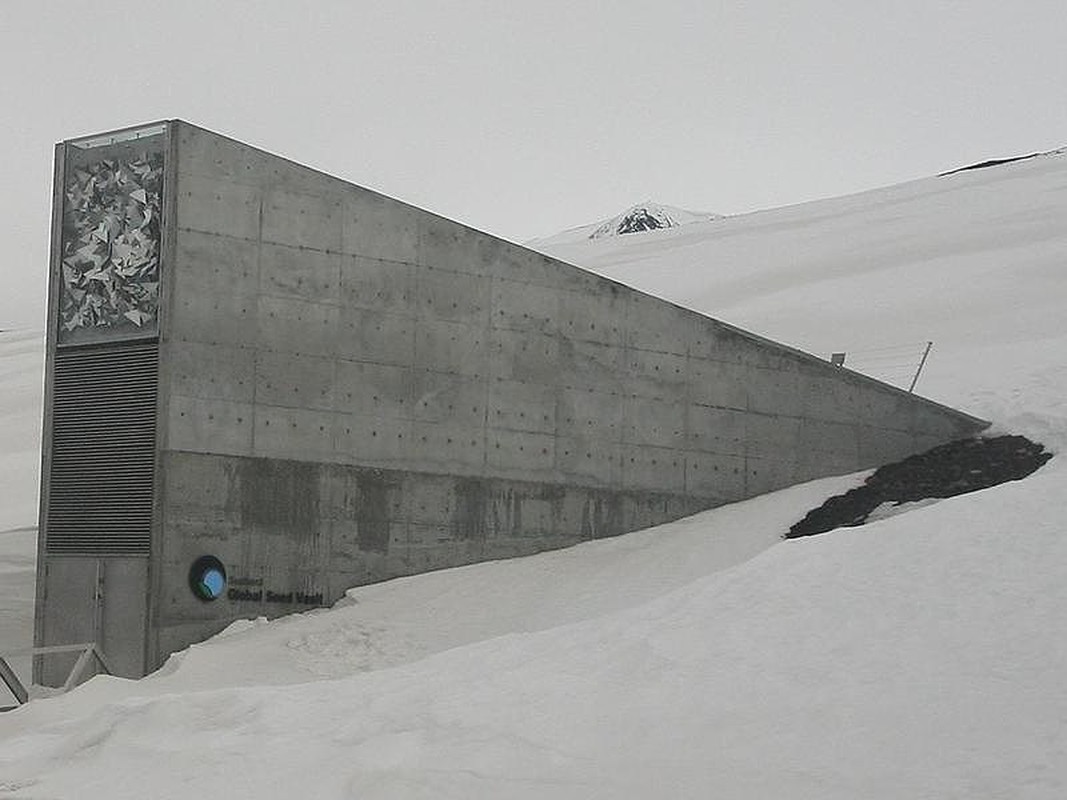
[0,331,41,688]
[1,151,1066,797]
[0,331,41,535]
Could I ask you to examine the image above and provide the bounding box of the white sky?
[1,0,1064,329]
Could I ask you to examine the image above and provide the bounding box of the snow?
[0,331,41,688]
[1,150,1066,797]
[0,331,42,536]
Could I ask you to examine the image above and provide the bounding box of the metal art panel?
[58,125,165,346]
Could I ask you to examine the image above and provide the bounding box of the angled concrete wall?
[148,121,985,665]
[34,121,987,680]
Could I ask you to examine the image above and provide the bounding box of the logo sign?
[188,555,227,602]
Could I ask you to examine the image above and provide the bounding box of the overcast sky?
[1,0,1064,329]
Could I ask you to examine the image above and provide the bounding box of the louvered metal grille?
[45,343,159,555]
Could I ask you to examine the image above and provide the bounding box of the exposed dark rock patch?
[615,208,670,235]
[787,435,1053,539]
[938,150,1055,176]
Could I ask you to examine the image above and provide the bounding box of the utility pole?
[908,341,933,393]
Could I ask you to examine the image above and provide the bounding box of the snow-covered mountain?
[2,150,1066,798]
[530,201,722,246]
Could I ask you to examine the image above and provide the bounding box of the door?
[36,556,147,686]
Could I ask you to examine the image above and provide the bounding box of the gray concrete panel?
[795,444,862,481]
[684,451,747,499]
[255,351,336,411]
[480,237,595,292]
[626,292,689,355]
[486,428,556,478]
[745,454,800,497]
[396,476,455,525]
[325,516,392,573]
[171,283,258,347]
[556,436,622,487]
[175,124,265,182]
[745,414,802,459]
[857,390,910,430]
[167,395,254,456]
[411,371,487,427]
[555,339,626,393]
[735,337,802,373]
[336,306,414,365]
[799,419,861,461]
[260,243,341,305]
[335,413,413,466]
[413,319,489,375]
[485,327,557,379]
[406,522,454,549]
[318,465,362,521]
[490,491,557,538]
[795,370,870,424]
[557,287,626,346]
[623,396,687,449]
[165,515,243,548]
[253,404,335,462]
[164,452,241,514]
[687,404,747,455]
[176,173,260,241]
[343,191,420,263]
[686,357,748,411]
[621,444,688,493]
[857,425,922,466]
[258,295,340,358]
[339,255,414,313]
[558,387,623,440]
[262,189,342,251]
[687,323,753,365]
[417,214,490,275]
[175,230,259,297]
[626,348,690,400]
[745,365,802,416]
[487,378,557,434]
[491,278,562,335]
[175,124,345,196]
[412,420,487,474]
[335,361,413,418]
[915,408,974,439]
[415,267,490,325]
[166,342,255,403]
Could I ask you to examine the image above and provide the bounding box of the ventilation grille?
[45,343,159,555]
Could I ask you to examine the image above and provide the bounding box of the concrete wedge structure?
[34,121,987,682]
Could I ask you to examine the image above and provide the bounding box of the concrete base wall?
[153,450,708,659]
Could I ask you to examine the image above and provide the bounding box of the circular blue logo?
[189,556,227,601]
